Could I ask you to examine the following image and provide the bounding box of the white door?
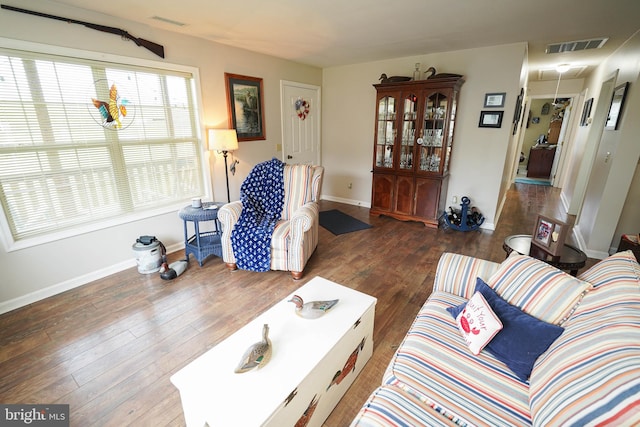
[550,102,572,186]
[280,81,321,165]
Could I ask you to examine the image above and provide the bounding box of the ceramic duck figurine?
[234,324,272,373]
[288,295,339,319]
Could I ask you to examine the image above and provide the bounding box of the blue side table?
[178,202,224,266]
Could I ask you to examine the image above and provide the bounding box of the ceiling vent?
[151,16,186,27]
[546,38,608,54]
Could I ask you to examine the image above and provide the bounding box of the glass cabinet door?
[418,92,448,173]
[400,93,418,170]
[443,92,458,174]
[375,95,396,168]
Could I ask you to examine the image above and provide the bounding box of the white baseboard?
[479,221,496,231]
[321,195,494,230]
[584,248,610,259]
[320,195,371,208]
[560,191,571,214]
[572,224,608,260]
[0,242,184,315]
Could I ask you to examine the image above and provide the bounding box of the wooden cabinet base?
[371,173,447,229]
[370,209,440,228]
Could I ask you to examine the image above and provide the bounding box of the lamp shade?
[209,129,239,152]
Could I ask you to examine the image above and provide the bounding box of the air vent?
[151,16,186,27]
[546,38,608,54]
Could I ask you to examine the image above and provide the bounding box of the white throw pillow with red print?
[455,291,503,355]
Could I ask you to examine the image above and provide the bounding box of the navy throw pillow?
[447,278,564,382]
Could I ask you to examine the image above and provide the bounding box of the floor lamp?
[208,129,239,203]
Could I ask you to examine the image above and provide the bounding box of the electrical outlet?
[348,182,353,189]
[452,196,458,204]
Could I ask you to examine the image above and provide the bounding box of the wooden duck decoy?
[379,73,411,84]
[425,66,463,79]
[234,324,272,373]
[288,295,339,319]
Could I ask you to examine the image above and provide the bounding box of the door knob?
[287,155,293,159]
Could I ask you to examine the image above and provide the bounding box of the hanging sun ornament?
[295,97,310,120]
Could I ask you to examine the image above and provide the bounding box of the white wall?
[575,31,640,257]
[614,165,640,246]
[322,43,528,229]
[0,0,321,312]
[496,57,529,224]
[526,44,640,259]
[560,89,593,213]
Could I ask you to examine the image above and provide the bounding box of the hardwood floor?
[0,183,597,426]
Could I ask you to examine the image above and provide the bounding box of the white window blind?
[0,48,204,242]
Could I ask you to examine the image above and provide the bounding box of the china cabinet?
[371,76,464,227]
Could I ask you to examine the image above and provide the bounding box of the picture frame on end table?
[224,73,266,141]
[531,215,568,257]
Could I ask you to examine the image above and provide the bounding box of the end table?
[503,234,587,276]
[179,202,224,266]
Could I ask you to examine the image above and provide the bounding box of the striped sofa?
[352,250,640,426]
[218,164,324,280]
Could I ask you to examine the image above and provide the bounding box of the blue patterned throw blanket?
[231,158,285,272]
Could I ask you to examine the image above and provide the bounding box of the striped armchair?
[218,164,324,280]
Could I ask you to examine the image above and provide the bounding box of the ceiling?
[33,0,640,81]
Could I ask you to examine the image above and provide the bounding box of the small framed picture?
[580,98,593,126]
[478,111,503,128]
[484,92,506,108]
[531,215,568,256]
[513,88,524,124]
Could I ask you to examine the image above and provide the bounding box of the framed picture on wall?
[580,98,593,126]
[484,92,506,108]
[605,82,629,130]
[513,88,524,124]
[478,111,503,128]
[224,73,266,141]
[531,215,568,256]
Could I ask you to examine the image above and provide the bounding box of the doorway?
[280,81,321,165]
[517,97,571,184]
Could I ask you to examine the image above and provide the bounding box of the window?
[0,47,204,246]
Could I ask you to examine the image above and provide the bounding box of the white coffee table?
[170,276,377,427]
